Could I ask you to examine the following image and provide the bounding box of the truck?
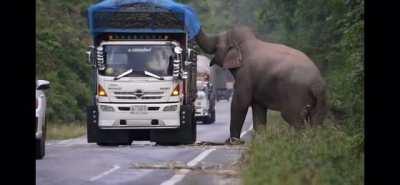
[85,0,201,145]
[194,55,216,124]
[214,67,234,101]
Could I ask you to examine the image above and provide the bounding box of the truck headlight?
[163,105,178,111]
[171,84,180,96]
[100,105,115,112]
[98,84,107,97]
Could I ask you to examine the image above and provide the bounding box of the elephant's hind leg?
[252,103,267,132]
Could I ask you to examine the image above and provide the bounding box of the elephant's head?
[195,26,256,69]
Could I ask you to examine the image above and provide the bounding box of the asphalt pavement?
[36,100,254,185]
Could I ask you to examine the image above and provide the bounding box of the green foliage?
[47,121,86,140]
[258,0,364,134]
[37,0,95,123]
[242,112,364,185]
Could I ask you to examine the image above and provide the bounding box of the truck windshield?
[100,45,174,77]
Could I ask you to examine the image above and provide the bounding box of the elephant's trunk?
[195,28,217,54]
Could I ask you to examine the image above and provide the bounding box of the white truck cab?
[96,41,183,129]
[86,38,198,146]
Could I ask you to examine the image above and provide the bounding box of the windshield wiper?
[144,70,164,80]
[114,68,133,80]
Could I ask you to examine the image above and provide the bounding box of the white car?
[36,80,50,159]
[194,90,215,124]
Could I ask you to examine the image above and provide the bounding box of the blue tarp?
[88,0,201,40]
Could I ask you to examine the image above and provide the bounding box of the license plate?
[131,105,147,114]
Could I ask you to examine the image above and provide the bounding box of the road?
[36,100,254,185]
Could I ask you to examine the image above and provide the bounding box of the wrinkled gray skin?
[195,26,327,139]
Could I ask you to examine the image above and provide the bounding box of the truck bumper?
[98,102,180,129]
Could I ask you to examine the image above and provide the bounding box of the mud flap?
[86,105,98,143]
[150,105,196,145]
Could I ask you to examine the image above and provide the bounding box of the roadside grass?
[241,111,364,185]
[47,122,86,140]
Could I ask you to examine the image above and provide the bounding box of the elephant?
[194,25,328,144]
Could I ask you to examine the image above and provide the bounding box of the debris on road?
[189,141,249,151]
[130,161,240,177]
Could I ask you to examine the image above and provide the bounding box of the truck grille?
[117,106,160,111]
[141,96,163,99]
[116,96,137,99]
[115,96,162,99]
[114,91,164,100]
[114,91,163,95]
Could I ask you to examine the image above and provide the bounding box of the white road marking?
[160,148,216,185]
[159,169,190,185]
[186,148,216,167]
[240,124,254,138]
[160,124,253,185]
[89,165,120,182]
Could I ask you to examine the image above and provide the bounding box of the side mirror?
[174,46,183,54]
[87,45,96,68]
[187,48,198,62]
[37,80,50,90]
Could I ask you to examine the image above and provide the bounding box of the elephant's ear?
[223,47,242,69]
[223,33,243,69]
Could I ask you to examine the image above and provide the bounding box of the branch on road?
[130,161,240,177]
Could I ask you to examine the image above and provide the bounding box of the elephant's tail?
[308,81,328,126]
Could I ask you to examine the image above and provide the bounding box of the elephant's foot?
[225,137,245,145]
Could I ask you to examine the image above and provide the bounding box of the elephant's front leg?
[252,103,267,132]
[229,89,252,139]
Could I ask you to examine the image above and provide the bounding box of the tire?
[202,117,210,124]
[36,120,46,159]
[202,114,215,125]
[36,138,45,159]
[209,110,216,123]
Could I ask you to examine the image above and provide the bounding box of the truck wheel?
[36,138,45,159]
[202,117,210,124]
[202,110,215,125]
[209,110,216,123]
[36,120,46,159]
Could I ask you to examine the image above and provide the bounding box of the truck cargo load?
[87,0,201,40]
